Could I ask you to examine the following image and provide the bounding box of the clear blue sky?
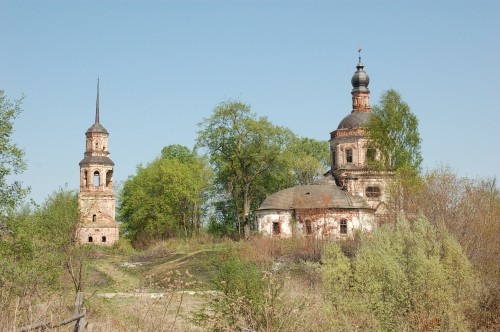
[1,0,499,203]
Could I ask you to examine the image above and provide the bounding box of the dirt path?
[147,249,211,275]
[94,258,141,291]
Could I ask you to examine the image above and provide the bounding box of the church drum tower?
[76,80,119,245]
[329,52,392,223]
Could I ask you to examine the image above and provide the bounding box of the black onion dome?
[337,112,371,129]
[86,122,109,134]
[351,59,370,93]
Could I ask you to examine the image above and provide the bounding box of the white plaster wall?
[76,226,119,246]
[256,210,294,237]
[257,208,376,239]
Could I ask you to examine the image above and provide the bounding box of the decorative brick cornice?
[330,127,366,139]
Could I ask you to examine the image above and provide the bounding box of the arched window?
[106,170,113,188]
[92,214,96,222]
[83,171,88,187]
[366,186,381,198]
[304,220,313,235]
[93,171,100,187]
[88,236,93,243]
[102,236,107,243]
[340,219,348,235]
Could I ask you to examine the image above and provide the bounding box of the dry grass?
[0,289,76,332]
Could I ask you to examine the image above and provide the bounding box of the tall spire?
[95,78,100,124]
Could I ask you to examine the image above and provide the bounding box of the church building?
[75,80,119,245]
[256,55,391,238]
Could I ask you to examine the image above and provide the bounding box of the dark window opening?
[366,186,381,198]
[92,214,96,222]
[95,141,99,149]
[305,220,312,235]
[367,147,376,162]
[102,236,106,243]
[340,219,348,235]
[88,236,93,243]
[83,171,88,187]
[93,171,100,187]
[272,222,280,235]
[332,151,336,167]
[106,170,113,188]
[346,149,353,163]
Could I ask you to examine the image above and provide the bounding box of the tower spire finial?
[357,48,363,67]
[95,78,100,123]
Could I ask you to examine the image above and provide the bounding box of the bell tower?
[76,79,119,245]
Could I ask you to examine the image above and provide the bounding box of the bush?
[321,216,478,331]
[194,245,309,331]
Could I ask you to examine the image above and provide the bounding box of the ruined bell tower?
[76,80,119,245]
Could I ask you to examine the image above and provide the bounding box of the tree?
[418,167,500,329]
[0,90,29,215]
[0,189,79,296]
[196,100,294,234]
[365,89,422,173]
[119,145,210,245]
[288,137,329,185]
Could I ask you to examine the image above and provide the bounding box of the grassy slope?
[83,240,227,331]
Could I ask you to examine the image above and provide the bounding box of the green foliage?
[321,243,352,308]
[321,217,477,331]
[197,100,295,233]
[198,100,328,235]
[196,247,306,331]
[214,249,265,306]
[0,189,79,295]
[287,137,330,185]
[119,145,210,245]
[418,167,500,329]
[0,90,29,216]
[365,89,422,173]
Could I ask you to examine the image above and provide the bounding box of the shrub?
[321,216,478,331]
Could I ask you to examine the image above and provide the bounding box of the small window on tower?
[102,236,106,243]
[106,170,113,188]
[93,171,100,187]
[95,142,99,149]
[332,151,336,167]
[366,186,381,198]
[88,236,93,243]
[346,149,353,163]
[92,214,96,222]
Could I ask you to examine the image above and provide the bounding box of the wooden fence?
[17,292,87,332]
